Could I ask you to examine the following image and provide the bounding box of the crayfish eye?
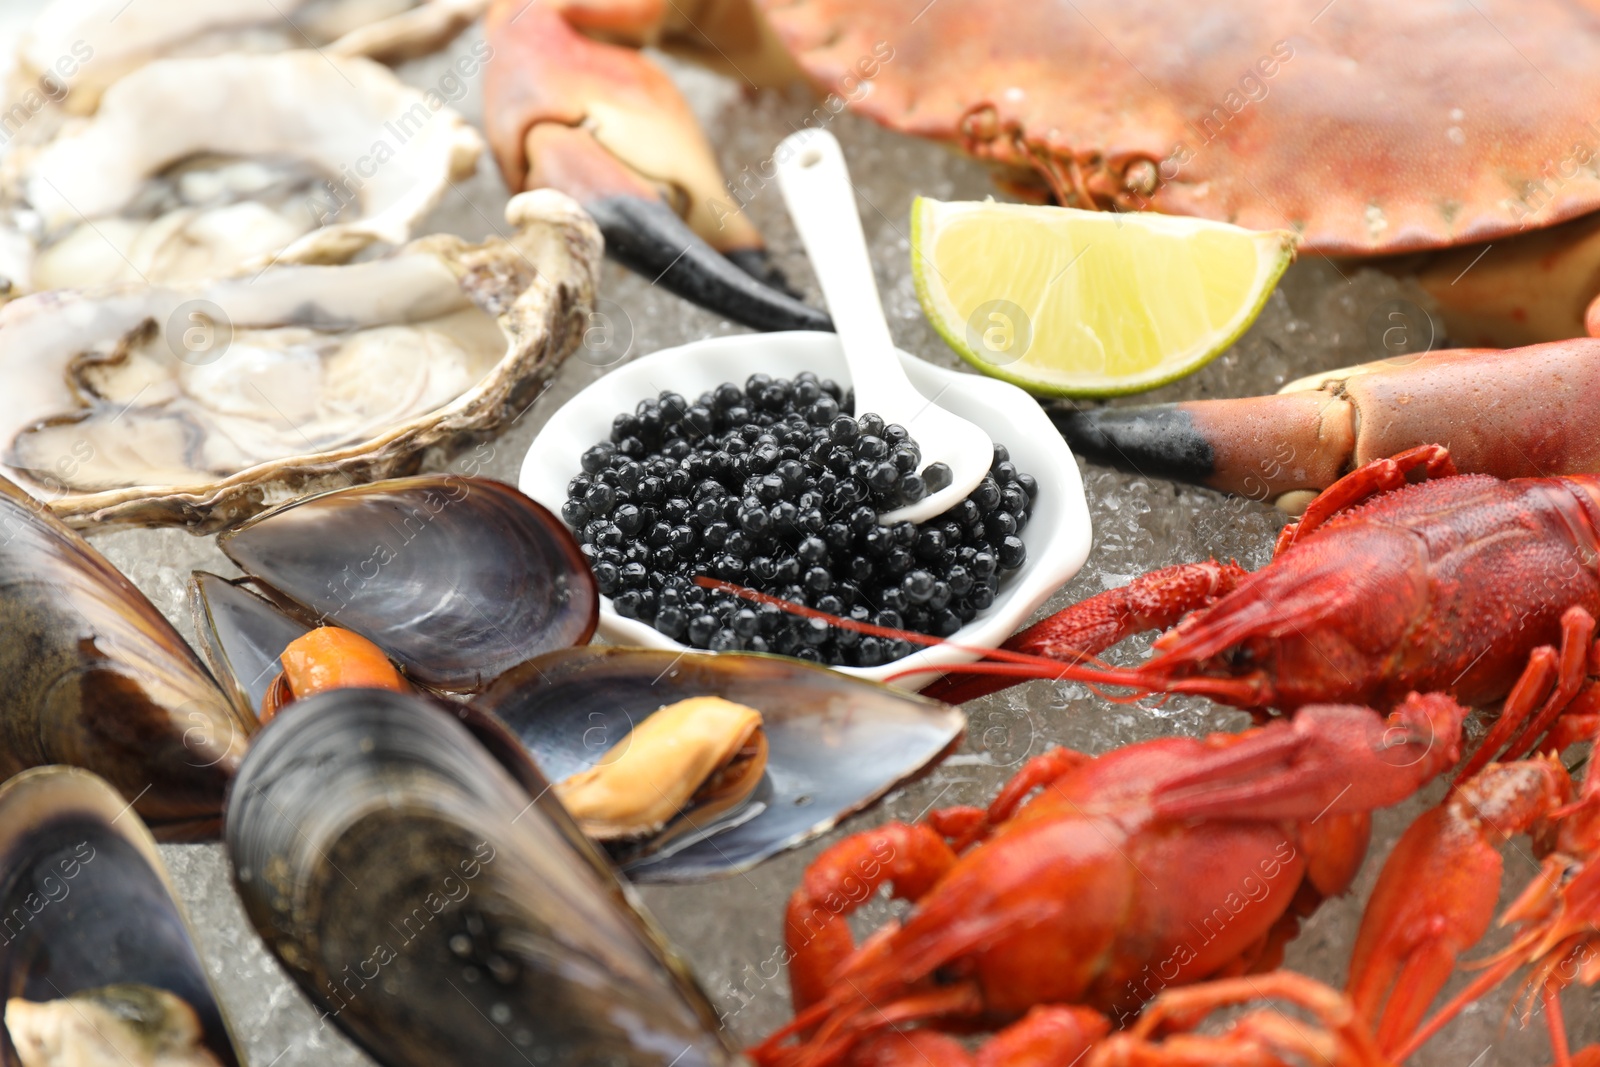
[1223,646,1257,669]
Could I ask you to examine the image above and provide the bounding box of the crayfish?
[731,444,1600,1065]
[751,722,1600,1067]
[1346,739,1600,1067]
[921,444,1600,781]
[749,693,1470,1067]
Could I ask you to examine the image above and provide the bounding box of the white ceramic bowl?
[520,332,1091,688]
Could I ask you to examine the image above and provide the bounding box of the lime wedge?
[911,198,1295,397]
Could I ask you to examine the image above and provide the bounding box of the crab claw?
[484,1,830,333]
[1052,390,1350,504]
[1054,339,1600,509]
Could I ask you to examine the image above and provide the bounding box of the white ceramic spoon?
[774,128,993,524]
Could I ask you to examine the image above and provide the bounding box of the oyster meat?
[0,190,600,530]
[0,50,482,292]
[20,0,491,109]
[7,986,224,1067]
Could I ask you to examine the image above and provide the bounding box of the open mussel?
[474,648,966,882]
[553,695,770,845]
[0,766,243,1065]
[189,580,407,721]
[0,476,249,838]
[204,475,597,697]
[188,573,310,718]
[226,688,738,1067]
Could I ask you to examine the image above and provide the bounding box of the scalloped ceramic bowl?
[520,331,1091,688]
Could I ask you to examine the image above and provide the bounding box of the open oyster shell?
[0,50,483,293]
[0,190,600,530]
[21,1,492,110]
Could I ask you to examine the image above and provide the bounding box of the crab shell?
[761,0,1600,256]
[484,0,1600,336]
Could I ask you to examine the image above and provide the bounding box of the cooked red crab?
[484,0,1600,343]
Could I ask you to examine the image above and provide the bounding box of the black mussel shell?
[218,476,597,692]
[0,767,243,1064]
[226,688,736,1067]
[474,648,966,883]
[0,476,248,838]
[190,572,311,718]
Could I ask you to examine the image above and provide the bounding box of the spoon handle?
[775,129,910,412]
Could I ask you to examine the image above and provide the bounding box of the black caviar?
[563,372,1036,667]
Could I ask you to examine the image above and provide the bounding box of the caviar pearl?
[563,374,1036,666]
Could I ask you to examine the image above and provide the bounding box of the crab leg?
[1054,340,1600,508]
[484,0,830,331]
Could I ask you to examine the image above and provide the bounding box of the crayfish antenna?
[920,559,1249,704]
[694,575,1273,707]
[694,578,1096,679]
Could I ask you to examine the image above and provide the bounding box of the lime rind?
[911,197,1296,399]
